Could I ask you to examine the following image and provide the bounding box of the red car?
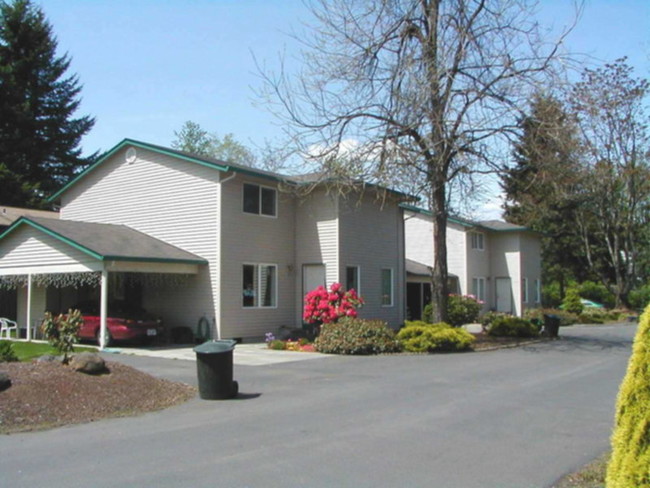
[75,302,163,346]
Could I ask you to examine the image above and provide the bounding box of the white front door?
[303,264,326,297]
[496,278,512,313]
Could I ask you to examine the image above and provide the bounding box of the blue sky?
[35,0,649,216]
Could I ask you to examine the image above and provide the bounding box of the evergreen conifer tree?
[0,0,95,207]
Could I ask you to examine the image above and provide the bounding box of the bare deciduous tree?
[260,0,575,321]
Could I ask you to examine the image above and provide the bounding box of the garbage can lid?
[194,339,237,354]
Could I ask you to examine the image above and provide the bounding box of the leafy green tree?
[0,0,95,207]
[172,120,256,167]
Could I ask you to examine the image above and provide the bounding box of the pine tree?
[0,0,95,207]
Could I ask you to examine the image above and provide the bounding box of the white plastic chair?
[0,318,18,339]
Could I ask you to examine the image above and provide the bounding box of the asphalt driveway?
[1,323,636,488]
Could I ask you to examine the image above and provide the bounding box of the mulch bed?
[471,332,548,351]
[0,360,195,434]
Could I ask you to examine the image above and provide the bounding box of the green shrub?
[562,288,584,315]
[0,340,18,362]
[606,304,650,487]
[314,317,401,355]
[628,284,650,310]
[578,280,615,308]
[397,322,474,353]
[422,295,482,326]
[487,317,539,338]
[403,320,450,330]
[268,340,286,350]
[480,311,513,328]
[42,309,82,364]
[527,307,579,326]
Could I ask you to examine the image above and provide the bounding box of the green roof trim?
[1,217,104,261]
[399,203,535,234]
[48,138,285,202]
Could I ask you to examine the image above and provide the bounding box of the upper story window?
[470,232,484,251]
[243,183,277,217]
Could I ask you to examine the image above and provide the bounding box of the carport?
[0,216,207,348]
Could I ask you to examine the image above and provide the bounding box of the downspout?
[26,274,32,341]
[216,170,237,340]
[99,269,108,349]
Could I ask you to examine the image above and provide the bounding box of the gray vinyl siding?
[219,177,296,339]
[294,189,339,325]
[59,146,220,333]
[338,194,405,327]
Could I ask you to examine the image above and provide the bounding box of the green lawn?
[1,340,97,362]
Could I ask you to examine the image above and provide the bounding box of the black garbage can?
[194,340,239,400]
[543,314,561,338]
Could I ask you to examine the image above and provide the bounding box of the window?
[242,264,277,308]
[472,277,486,302]
[535,279,541,303]
[381,268,393,306]
[346,266,360,293]
[522,278,529,303]
[470,232,484,250]
[243,183,277,217]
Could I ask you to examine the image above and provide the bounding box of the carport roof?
[1,217,207,265]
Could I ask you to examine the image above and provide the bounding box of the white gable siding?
[60,146,220,333]
[219,176,296,338]
[0,226,100,275]
[294,190,339,324]
[339,194,405,327]
[447,223,467,293]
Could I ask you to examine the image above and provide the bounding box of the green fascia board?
[1,217,104,261]
[0,217,207,265]
[399,203,535,233]
[48,138,285,203]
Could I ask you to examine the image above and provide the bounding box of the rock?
[36,354,59,363]
[70,352,108,375]
[0,371,10,391]
[463,323,484,334]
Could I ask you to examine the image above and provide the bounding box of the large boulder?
[70,353,108,375]
[0,371,11,391]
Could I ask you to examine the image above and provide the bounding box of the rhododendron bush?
[303,283,364,324]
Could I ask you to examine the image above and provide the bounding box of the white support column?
[99,269,108,349]
[26,274,33,341]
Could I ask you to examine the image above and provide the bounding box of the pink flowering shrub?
[303,283,364,324]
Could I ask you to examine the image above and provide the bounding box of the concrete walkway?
[101,342,330,366]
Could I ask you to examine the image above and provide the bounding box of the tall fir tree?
[0,0,95,207]
[502,93,587,297]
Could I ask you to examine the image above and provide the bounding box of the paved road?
[1,323,636,488]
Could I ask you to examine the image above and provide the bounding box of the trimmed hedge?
[314,317,401,355]
[606,304,650,487]
[397,322,475,353]
[487,317,539,338]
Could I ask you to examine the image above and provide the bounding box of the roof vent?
[125,147,137,164]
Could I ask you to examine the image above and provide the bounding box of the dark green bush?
[397,322,474,353]
[0,340,18,362]
[480,311,513,328]
[268,340,286,350]
[578,281,615,308]
[628,284,650,311]
[487,317,539,338]
[422,295,482,326]
[525,308,578,326]
[314,317,401,355]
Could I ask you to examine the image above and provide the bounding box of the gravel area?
[0,360,195,434]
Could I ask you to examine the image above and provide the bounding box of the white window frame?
[242,263,278,309]
[472,277,486,302]
[345,266,361,294]
[470,232,485,251]
[242,183,277,218]
[381,268,394,307]
[522,277,529,303]
[535,279,541,303]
